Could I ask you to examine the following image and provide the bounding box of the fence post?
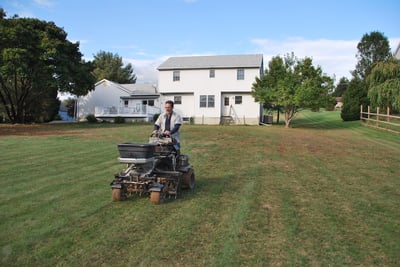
[387,107,390,129]
[360,104,363,120]
[376,107,380,127]
[367,106,370,125]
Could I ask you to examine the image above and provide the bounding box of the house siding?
[77,81,129,120]
[77,79,160,121]
[158,62,262,125]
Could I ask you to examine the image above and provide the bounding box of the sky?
[2,0,400,84]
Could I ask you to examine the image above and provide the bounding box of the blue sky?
[2,0,400,83]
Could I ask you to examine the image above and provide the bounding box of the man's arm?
[170,124,181,134]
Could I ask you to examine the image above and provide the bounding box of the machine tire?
[150,191,162,204]
[182,170,195,190]
[112,188,122,201]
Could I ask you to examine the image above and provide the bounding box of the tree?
[0,8,6,19]
[354,31,391,79]
[341,31,391,121]
[252,53,333,128]
[0,16,95,123]
[367,58,400,112]
[332,77,349,97]
[340,77,368,121]
[92,51,137,83]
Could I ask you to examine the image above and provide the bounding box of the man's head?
[165,100,174,114]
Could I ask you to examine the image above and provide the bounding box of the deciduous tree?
[0,16,95,123]
[92,51,137,83]
[332,77,349,97]
[341,31,391,121]
[367,58,400,112]
[252,53,333,128]
[354,31,391,79]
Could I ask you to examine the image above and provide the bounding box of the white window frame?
[200,95,215,108]
[173,70,180,81]
[174,96,182,104]
[237,69,245,80]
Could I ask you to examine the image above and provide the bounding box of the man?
[153,100,182,153]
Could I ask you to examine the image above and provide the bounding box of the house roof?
[95,79,158,96]
[157,54,263,70]
[122,83,158,96]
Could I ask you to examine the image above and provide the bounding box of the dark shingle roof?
[158,54,263,70]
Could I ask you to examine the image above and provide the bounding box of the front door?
[222,96,230,116]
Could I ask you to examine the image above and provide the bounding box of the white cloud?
[123,58,163,83]
[251,37,400,81]
[33,0,55,7]
[251,37,358,80]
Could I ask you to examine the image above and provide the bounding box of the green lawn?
[1,110,399,266]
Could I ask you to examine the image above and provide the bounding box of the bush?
[53,114,62,121]
[341,78,369,121]
[86,114,97,123]
[153,113,160,121]
[114,116,125,123]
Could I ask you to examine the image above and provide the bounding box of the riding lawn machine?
[110,133,195,204]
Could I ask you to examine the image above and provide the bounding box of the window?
[200,95,215,108]
[237,68,245,80]
[142,100,154,106]
[224,97,229,106]
[200,95,207,108]
[209,69,215,78]
[174,96,182,104]
[235,96,242,104]
[208,95,215,108]
[124,100,129,107]
[173,70,180,81]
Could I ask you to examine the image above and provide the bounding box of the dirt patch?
[0,124,84,137]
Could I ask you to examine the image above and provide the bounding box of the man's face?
[165,103,173,114]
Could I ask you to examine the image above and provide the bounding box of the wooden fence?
[360,105,400,134]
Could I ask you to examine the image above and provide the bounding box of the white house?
[76,79,160,122]
[394,42,400,60]
[157,54,264,125]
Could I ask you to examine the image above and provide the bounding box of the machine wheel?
[181,170,195,190]
[112,188,122,201]
[150,191,162,204]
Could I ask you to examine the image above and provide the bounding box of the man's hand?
[163,130,171,136]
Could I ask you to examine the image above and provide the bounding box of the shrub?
[325,97,336,111]
[53,114,62,121]
[114,116,125,123]
[341,78,369,121]
[153,113,160,121]
[86,114,97,123]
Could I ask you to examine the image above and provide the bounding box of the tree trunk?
[284,105,297,128]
